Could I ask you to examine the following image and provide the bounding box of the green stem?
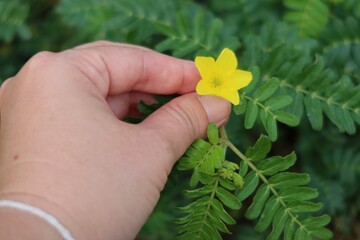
[219,125,228,140]
[219,125,229,153]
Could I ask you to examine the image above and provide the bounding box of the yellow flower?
[195,48,252,105]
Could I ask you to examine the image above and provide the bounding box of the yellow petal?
[237,70,252,88]
[223,70,253,89]
[215,48,237,75]
[196,79,216,95]
[195,56,215,80]
[216,89,240,105]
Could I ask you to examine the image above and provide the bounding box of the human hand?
[0,42,230,239]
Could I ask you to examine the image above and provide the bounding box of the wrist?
[0,204,63,240]
[0,193,85,239]
[0,162,92,240]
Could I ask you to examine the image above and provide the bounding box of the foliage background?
[1,0,360,239]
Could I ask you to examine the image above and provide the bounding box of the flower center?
[211,77,223,88]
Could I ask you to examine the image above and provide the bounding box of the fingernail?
[199,95,231,126]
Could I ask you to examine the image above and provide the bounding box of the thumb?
[141,93,231,159]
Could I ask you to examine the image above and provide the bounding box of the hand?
[0,41,230,239]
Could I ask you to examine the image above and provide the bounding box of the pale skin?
[0,41,230,239]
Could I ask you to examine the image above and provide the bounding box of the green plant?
[1,0,359,239]
[177,125,331,239]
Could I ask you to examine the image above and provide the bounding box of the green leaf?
[283,0,329,36]
[351,111,360,125]
[284,219,296,240]
[269,172,310,189]
[279,187,318,201]
[255,196,281,232]
[176,12,188,37]
[212,199,236,225]
[245,184,270,219]
[236,171,259,201]
[192,10,204,41]
[173,41,199,57]
[304,95,323,130]
[199,154,215,173]
[307,227,333,239]
[294,227,308,240]
[156,38,181,52]
[209,146,225,169]
[275,111,299,126]
[177,157,196,170]
[335,107,356,134]
[233,99,247,115]
[268,209,289,240]
[198,172,216,185]
[184,185,213,199]
[258,152,296,175]
[154,22,175,36]
[190,171,200,187]
[192,139,212,152]
[216,186,242,210]
[265,114,278,141]
[245,100,259,129]
[302,214,331,227]
[178,196,210,213]
[245,135,272,161]
[265,95,293,111]
[291,91,304,118]
[288,201,323,213]
[243,66,260,93]
[259,109,268,132]
[253,78,280,101]
[206,18,223,48]
[239,161,248,177]
[0,0,30,42]
[208,209,231,234]
[219,178,236,191]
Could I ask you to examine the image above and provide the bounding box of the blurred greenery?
[1,0,360,239]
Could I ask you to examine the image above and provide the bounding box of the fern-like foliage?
[234,66,300,141]
[324,147,360,185]
[57,0,175,42]
[302,145,360,212]
[177,124,242,239]
[177,124,332,239]
[320,17,360,83]
[155,6,240,58]
[0,0,31,42]
[340,0,360,18]
[57,0,238,58]
[242,23,360,134]
[208,0,281,36]
[283,0,329,37]
[235,135,332,239]
[299,143,360,235]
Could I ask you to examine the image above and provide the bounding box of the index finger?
[63,41,200,96]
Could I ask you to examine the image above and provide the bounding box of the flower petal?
[223,70,253,89]
[195,56,215,80]
[215,48,237,75]
[196,79,216,95]
[216,89,240,105]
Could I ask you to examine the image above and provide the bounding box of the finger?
[73,41,151,52]
[0,78,12,109]
[141,94,231,161]
[61,41,200,97]
[106,92,155,119]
